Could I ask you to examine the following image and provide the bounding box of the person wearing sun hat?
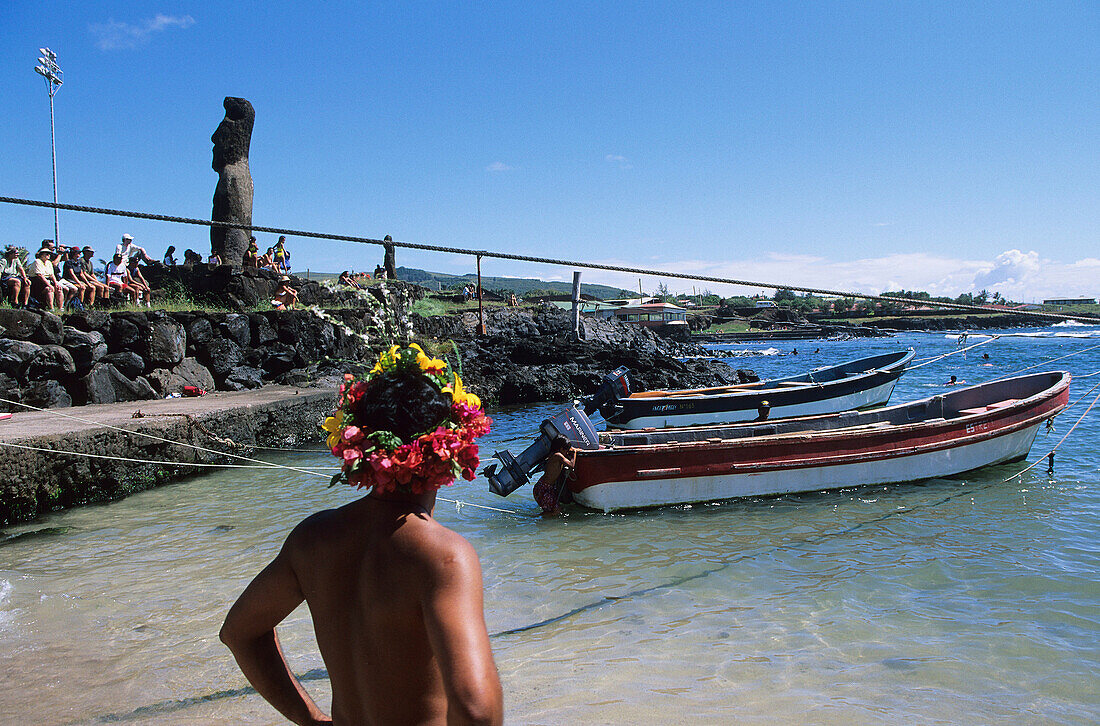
[221,343,502,726]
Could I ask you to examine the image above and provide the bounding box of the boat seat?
[958,399,1018,416]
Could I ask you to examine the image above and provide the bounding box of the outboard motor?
[578,366,631,419]
[483,406,600,497]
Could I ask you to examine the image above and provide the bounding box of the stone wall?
[0,387,335,525]
[0,307,377,413]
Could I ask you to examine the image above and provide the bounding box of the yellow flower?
[447,373,481,409]
[322,410,345,449]
[409,343,426,355]
[322,410,344,433]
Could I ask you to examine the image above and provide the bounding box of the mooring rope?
[905,335,1001,370]
[0,440,286,468]
[1002,342,1100,377]
[0,396,529,517]
[0,395,331,478]
[0,195,1090,323]
[1002,380,1100,482]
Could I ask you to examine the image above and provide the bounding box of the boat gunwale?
[576,372,1070,478]
[622,350,915,403]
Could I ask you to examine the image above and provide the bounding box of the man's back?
[222,343,500,725]
[223,493,502,726]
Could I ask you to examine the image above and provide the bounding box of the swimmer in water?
[946,375,966,385]
[532,436,576,516]
[221,346,502,725]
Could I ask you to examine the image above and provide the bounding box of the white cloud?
[556,249,1096,303]
[605,154,633,169]
[485,161,513,172]
[91,14,195,51]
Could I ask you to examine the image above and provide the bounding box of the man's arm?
[220,536,331,726]
[422,536,504,726]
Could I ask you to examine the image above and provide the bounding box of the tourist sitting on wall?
[338,270,361,289]
[126,257,152,307]
[116,233,155,265]
[105,253,138,305]
[244,237,260,267]
[1,246,30,308]
[40,241,78,308]
[271,275,299,309]
[208,252,222,266]
[257,247,276,271]
[28,248,62,310]
[273,236,291,274]
[183,249,203,268]
[52,246,83,308]
[163,245,177,266]
[62,247,91,310]
[79,246,110,305]
[373,264,386,280]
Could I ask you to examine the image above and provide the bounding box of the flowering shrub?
[323,343,490,493]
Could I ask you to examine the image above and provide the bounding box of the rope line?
[0,395,331,478]
[1002,342,1100,378]
[0,440,285,468]
[1002,380,1100,482]
[906,336,1000,370]
[1,195,1088,322]
[0,396,529,517]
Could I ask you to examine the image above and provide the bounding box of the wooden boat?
[566,371,1069,512]
[594,350,915,429]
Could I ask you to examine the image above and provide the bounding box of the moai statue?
[210,97,255,266]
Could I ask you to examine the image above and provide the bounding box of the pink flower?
[342,425,364,443]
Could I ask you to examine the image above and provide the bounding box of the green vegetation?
[395,266,632,300]
[699,319,751,333]
[408,297,449,317]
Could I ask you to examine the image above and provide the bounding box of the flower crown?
[323,343,491,493]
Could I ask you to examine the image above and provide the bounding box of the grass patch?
[409,297,450,317]
[698,320,752,333]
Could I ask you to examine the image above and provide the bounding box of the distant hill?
[394,267,633,300]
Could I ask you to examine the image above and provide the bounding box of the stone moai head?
[211,97,255,170]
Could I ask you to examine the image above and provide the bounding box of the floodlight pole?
[34,47,63,246]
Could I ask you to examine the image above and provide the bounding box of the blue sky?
[2,2,1097,301]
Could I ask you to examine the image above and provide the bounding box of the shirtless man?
[532,436,576,515]
[221,347,502,725]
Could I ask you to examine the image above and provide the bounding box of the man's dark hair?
[551,435,572,453]
[351,371,451,442]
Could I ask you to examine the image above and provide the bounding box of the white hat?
[122,233,133,241]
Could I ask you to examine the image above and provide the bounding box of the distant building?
[612,301,689,330]
[1043,297,1096,306]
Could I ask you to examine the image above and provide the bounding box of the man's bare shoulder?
[281,507,348,555]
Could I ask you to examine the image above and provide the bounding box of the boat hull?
[573,423,1041,511]
[614,376,901,428]
[571,371,1069,512]
[606,350,915,429]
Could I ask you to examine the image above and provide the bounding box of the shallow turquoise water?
[0,327,1097,724]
